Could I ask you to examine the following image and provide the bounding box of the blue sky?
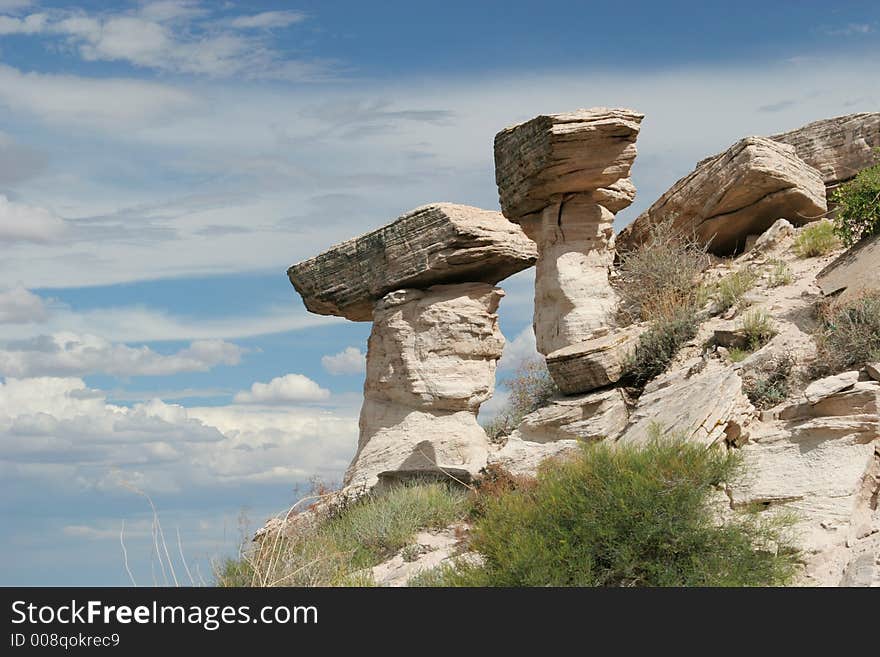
[0,0,877,585]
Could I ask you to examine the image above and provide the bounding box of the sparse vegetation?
[743,352,796,409]
[831,157,880,246]
[814,291,880,376]
[792,220,840,258]
[615,219,711,323]
[622,311,698,389]
[727,347,751,363]
[766,259,794,288]
[713,267,759,312]
[740,308,776,351]
[216,481,470,587]
[417,435,798,587]
[483,358,558,440]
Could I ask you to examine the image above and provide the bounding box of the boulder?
[545,323,647,395]
[494,108,644,223]
[771,112,880,190]
[618,137,826,255]
[816,231,880,302]
[287,203,536,321]
[518,387,629,443]
[804,371,860,405]
[345,282,504,488]
[751,217,795,252]
[866,363,880,382]
[617,357,753,447]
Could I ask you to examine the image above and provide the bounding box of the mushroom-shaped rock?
[771,112,880,192]
[287,203,537,322]
[618,137,827,256]
[493,108,644,355]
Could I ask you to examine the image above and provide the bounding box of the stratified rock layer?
[618,137,827,255]
[494,108,644,224]
[287,203,536,321]
[816,231,880,302]
[518,387,629,443]
[771,112,880,190]
[345,283,503,488]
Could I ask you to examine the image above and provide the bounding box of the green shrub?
[740,309,776,351]
[615,219,710,323]
[743,353,795,409]
[216,482,470,587]
[418,437,798,587]
[832,159,880,246]
[814,292,880,375]
[622,311,698,389]
[766,259,794,288]
[483,358,558,440]
[792,221,840,258]
[727,347,751,363]
[714,268,759,312]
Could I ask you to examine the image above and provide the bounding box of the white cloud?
[0,333,244,377]
[498,326,539,371]
[0,376,357,493]
[0,285,48,324]
[0,194,66,243]
[0,11,44,34]
[233,374,330,404]
[227,11,307,30]
[321,346,366,375]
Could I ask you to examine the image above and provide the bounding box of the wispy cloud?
[819,23,875,37]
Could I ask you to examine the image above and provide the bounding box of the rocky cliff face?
[283,111,880,586]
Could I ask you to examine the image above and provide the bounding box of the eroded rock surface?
[518,387,629,443]
[817,232,880,302]
[287,203,536,321]
[618,137,826,255]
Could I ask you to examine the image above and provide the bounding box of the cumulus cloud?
[0,285,49,324]
[0,376,357,494]
[321,346,366,375]
[498,326,539,371]
[233,374,330,404]
[0,333,244,377]
[0,194,66,243]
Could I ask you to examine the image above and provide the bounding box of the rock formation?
[494,108,644,356]
[771,112,880,194]
[287,204,535,490]
[817,231,880,302]
[617,137,827,255]
[288,203,537,322]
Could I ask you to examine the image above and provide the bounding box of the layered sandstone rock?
[817,232,880,301]
[618,137,826,255]
[494,108,644,355]
[771,112,880,192]
[517,387,629,443]
[345,283,504,488]
[545,323,647,395]
[287,203,536,321]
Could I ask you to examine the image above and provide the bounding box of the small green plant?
[622,311,698,389]
[417,436,798,587]
[714,267,759,312]
[792,220,840,258]
[814,291,880,375]
[615,218,711,323]
[483,358,558,440]
[740,308,776,351]
[743,353,795,409]
[216,481,471,587]
[831,158,880,246]
[766,259,794,288]
[727,347,751,363]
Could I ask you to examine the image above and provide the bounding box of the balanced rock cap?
[287,203,537,321]
[494,107,644,223]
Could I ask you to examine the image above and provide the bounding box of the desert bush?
[792,220,840,258]
[727,347,751,363]
[216,481,470,587]
[622,311,698,389]
[615,219,711,323]
[483,358,558,440]
[743,353,796,409]
[714,267,759,312]
[831,158,880,246]
[417,436,798,587]
[766,259,794,288]
[468,463,537,518]
[814,291,880,375]
[740,308,776,351]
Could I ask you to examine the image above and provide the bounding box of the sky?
[0,0,877,586]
